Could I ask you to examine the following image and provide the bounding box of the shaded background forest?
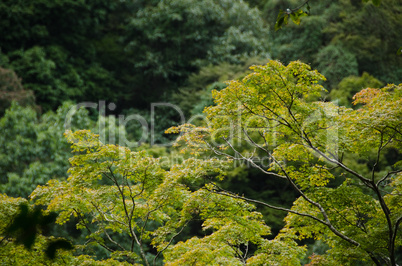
[1,0,401,262]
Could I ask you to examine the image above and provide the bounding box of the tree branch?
[209,184,360,247]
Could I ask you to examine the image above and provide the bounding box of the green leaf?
[371,0,381,6]
[275,15,286,31]
[290,13,300,25]
[275,10,286,31]
[397,46,402,55]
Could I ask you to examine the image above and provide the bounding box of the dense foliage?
[1,0,401,265]
[169,61,402,265]
[251,0,402,89]
[0,0,269,111]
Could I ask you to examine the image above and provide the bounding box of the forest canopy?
[0,0,401,265]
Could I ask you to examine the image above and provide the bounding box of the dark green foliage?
[275,3,309,31]
[0,0,401,263]
[324,0,402,84]
[0,0,125,111]
[120,105,182,147]
[220,167,297,235]
[362,0,382,6]
[45,239,73,260]
[264,0,338,65]
[5,203,73,260]
[191,82,228,116]
[0,103,38,185]
[0,0,269,111]
[123,0,269,108]
[172,57,268,117]
[315,44,359,89]
[330,72,383,107]
[259,0,402,90]
[5,203,57,250]
[272,0,383,31]
[0,102,94,197]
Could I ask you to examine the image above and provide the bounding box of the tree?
[30,130,304,265]
[0,67,35,115]
[0,0,127,111]
[260,0,402,90]
[123,0,269,107]
[330,72,383,107]
[0,193,128,265]
[9,61,401,264]
[271,0,382,31]
[0,0,270,111]
[0,100,134,198]
[168,60,402,265]
[0,102,94,197]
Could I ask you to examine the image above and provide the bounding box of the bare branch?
[107,165,150,266]
[377,170,402,187]
[153,220,190,266]
[209,184,360,247]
